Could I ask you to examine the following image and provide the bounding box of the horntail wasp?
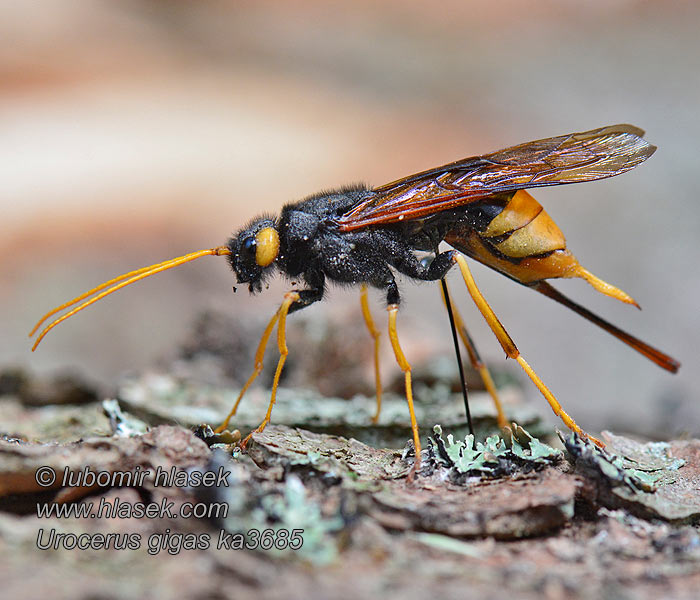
[30,124,680,473]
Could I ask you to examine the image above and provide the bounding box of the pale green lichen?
[216,460,343,565]
[254,474,344,564]
[560,431,684,493]
[102,398,149,437]
[430,424,561,476]
[411,532,484,557]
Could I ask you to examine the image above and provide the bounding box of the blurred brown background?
[1,0,698,437]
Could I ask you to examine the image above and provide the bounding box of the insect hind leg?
[452,253,604,448]
[390,248,457,282]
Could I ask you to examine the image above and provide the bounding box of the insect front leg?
[451,253,604,448]
[287,286,325,313]
[240,291,301,448]
[215,306,281,434]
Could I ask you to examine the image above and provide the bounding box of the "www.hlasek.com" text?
[36,497,228,520]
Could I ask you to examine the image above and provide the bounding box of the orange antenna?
[30,246,231,351]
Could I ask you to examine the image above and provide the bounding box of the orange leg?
[240,291,300,448]
[439,281,508,429]
[387,304,422,475]
[215,292,299,434]
[360,285,382,423]
[215,305,280,433]
[452,253,603,448]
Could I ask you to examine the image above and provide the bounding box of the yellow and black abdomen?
[445,190,638,305]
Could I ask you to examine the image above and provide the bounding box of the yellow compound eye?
[254,227,280,267]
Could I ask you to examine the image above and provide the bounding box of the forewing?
[337,124,655,231]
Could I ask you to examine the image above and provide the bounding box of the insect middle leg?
[439,280,508,429]
[360,284,383,423]
[386,302,422,476]
[452,253,604,448]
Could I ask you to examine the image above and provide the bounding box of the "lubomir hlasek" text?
[58,465,231,488]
